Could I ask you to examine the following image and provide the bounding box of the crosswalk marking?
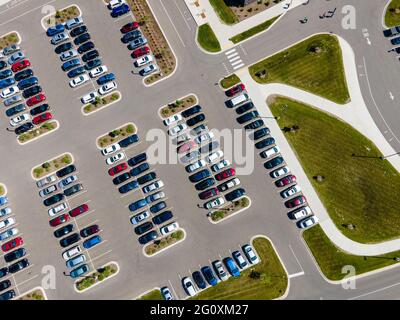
[225,48,237,55]
[229,56,241,63]
[233,63,245,70]
[227,52,238,59]
[225,48,244,71]
[231,59,243,66]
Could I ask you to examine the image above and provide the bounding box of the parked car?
[67,66,85,78]
[97,73,115,86]
[270,166,290,179]
[129,199,147,212]
[290,206,312,220]
[0,61,6,71]
[152,210,173,224]
[237,110,259,124]
[0,207,11,218]
[138,230,158,245]
[69,74,89,88]
[8,258,29,273]
[1,237,22,252]
[211,159,231,173]
[189,169,211,183]
[101,143,121,156]
[223,257,240,277]
[260,146,280,159]
[9,113,30,127]
[56,164,76,178]
[39,184,57,198]
[82,50,99,62]
[32,112,52,125]
[60,233,81,248]
[11,59,30,72]
[199,187,219,200]
[134,54,153,68]
[98,81,117,95]
[242,244,260,264]
[121,21,139,33]
[298,215,319,229]
[60,49,78,61]
[131,46,150,58]
[134,221,153,235]
[145,191,165,204]
[201,266,218,286]
[192,271,206,289]
[0,85,19,99]
[275,174,296,187]
[163,114,182,127]
[160,222,179,236]
[70,25,87,37]
[137,172,156,185]
[48,203,68,217]
[47,24,65,36]
[55,42,73,54]
[89,65,108,78]
[61,58,81,72]
[111,3,130,17]
[0,279,12,292]
[226,83,245,97]
[212,260,229,281]
[108,162,128,176]
[233,250,248,269]
[15,122,33,135]
[49,213,69,227]
[65,16,84,30]
[18,76,39,90]
[54,224,74,238]
[51,32,69,45]
[74,33,90,46]
[81,91,99,104]
[139,64,158,76]
[182,277,196,296]
[186,113,205,127]
[43,193,65,207]
[205,150,223,164]
[122,29,142,43]
[168,123,187,136]
[285,195,307,208]
[130,211,150,225]
[0,197,8,207]
[195,178,215,191]
[80,225,99,238]
[128,153,147,167]
[0,78,15,90]
[215,168,235,181]
[62,245,82,261]
[264,156,284,170]
[235,102,254,115]
[66,254,86,269]
[58,175,78,189]
[0,290,15,300]
[2,44,20,56]
[182,105,202,118]
[217,177,241,192]
[69,204,89,217]
[0,70,13,80]
[225,188,245,202]
[70,264,89,279]
[186,159,207,173]
[3,93,21,106]
[8,52,25,65]
[255,137,275,150]
[7,105,27,121]
[150,201,166,214]
[14,69,33,82]
[244,119,264,130]
[118,181,139,194]
[142,180,164,194]
[112,172,131,185]
[119,134,139,148]
[127,36,148,50]
[64,183,83,197]
[383,25,400,37]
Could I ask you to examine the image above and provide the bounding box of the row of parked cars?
[46,16,118,106]
[224,84,318,228]
[0,195,30,300]
[383,25,400,55]
[0,44,54,135]
[35,164,101,279]
[163,105,246,210]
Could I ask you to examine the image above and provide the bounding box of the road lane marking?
[289,244,304,273]
[288,271,305,279]
[348,281,400,300]
[159,0,186,47]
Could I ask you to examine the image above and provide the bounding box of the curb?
[157,93,199,120]
[31,152,75,181]
[81,91,122,116]
[208,196,252,224]
[95,122,137,150]
[17,120,60,146]
[14,286,48,300]
[194,24,222,55]
[382,0,392,29]
[133,286,161,300]
[142,228,187,258]
[40,4,83,31]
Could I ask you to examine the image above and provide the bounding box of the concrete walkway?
[236,34,400,256]
[184,0,307,50]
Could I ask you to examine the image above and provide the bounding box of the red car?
[108,162,128,176]
[226,83,245,97]
[121,21,139,33]
[178,141,197,154]
[131,46,150,58]
[69,204,89,218]
[199,187,219,200]
[216,168,236,181]
[33,112,52,125]
[275,175,297,188]
[285,196,306,208]
[11,59,30,72]
[49,214,69,227]
[27,94,46,107]
[1,237,23,252]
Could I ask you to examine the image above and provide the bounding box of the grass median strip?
[83,92,120,115]
[209,0,238,25]
[43,5,80,28]
[210,196,250,222]
[250,34,350,104]
[137,289,163,300]
[144,230,185,256]
[18,121,58,144]
[197,24,221,53]
[269,96,400,243]
[97,123,137,148]
[0,32,19,50]
[385,0,400,27]
[33,153,72,179]
[75,264,118,291]
[160,94,197,119]
[220,74,241,89]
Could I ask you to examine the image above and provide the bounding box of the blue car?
[70,264,89,279]
[118,181,139,194]
[130,163,149,177]
[201,266,218,286]
[189,169,211,183]
[111,3,130,17]
[66,254,86,269]
[83,235,102,249]
[46,24,65,37]
[0,197,8,207]
[0,78,15,89]
[129,199,147,212]
[0,61,7,71]
[67,66,85,78]
[119,134,139,148]
[97,73,115,85]
[0,69,12,80]
[391,36,400,46]
[6,103,26,117]
[223,257,240,277]
[17,77,38,90]
[62,58,81,72]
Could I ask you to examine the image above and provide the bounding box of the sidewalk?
[184,0,306,50]
[236,35,400,256]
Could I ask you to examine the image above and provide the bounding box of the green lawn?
[209,0,238,25]
[137,289,163,300]
[269,96,400,243]
[229,15,280,44]
[250,34,350,104]
[220,74,241,89]
[303,225,400,281]
[197,24,221,53]
[191,237,287,300]
[385,0,400,27]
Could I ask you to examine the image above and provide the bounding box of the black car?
[186,113,205,127]
[235,102,254,115]
[0,61,6,71]
[118,134,139,148]
[54,224,74,238]
[244,119,265,130]
[77,41,95,54]
[192,271,207,289]
[0,280,11,292]
[64,183,83,197]
[0,69,12,80]
[199,141,219,154]
[60,233,80,248]
[56,164,76,178]
[118,181,139,194]
[43,193,65,207]
[128,153,147,167]
[252,127,270,140]
[15,122,33,135]
[70,25,87,37]
[152,210,173,225]
[0,267,8,279]
[84,58,102,71]
[189,169,211,183]
[121,29,142,43]
[137,172,156,185]
[130,162,149,177]
[225,188,246,202]
[6,103,26,117]
[67,66,86,78]
[30,103,50,116]
[74,32,91,45]
[383,26,400,37]
[255,137,275,150]
[55,42,72,54]
[150,201,167,214]
[195,177,215,191]
[4,248,26,263]
[0,290,15,300]
[264,156,284,169]
[82,50,99,62]
[14,68,33,82]
[181,105,202,118]
[22,85,42,99]
[113,172,131,185]
[138,230,158,245]
[80,224,99,238]
[9,258,29,273]
[237,111,259,124]
[134,221,153,235]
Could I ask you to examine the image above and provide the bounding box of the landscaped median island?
[159,94,198,119]
[209,196,251,223]
[191,237,288,300]
[137,289,163,300]
[97,123,137,148]
[75,263,118,292]
[269,96,400,243]
[32,153,73,179]
[42,5,81,29]
[250,34,350,104]
[18,121,58,144]
[220,74,241,89]
[83,92,121,115]
[144,229,185,256]
[0,31,20,50]
[385,0,400,27]
[0,184,6,197]
[197,24,221,53]
[17,288,46,300]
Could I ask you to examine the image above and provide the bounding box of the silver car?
[58,175,78,189]
[60,49,78,61]
[37,175,56,188]
[3,44,20,56]
[7,51,24,65]
[39,184,57,198]
[0,227,18,241]
[51,32,69,45]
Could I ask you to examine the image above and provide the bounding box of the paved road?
[0,0,399,300]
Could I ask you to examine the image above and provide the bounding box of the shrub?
[42,162,50,169]
[126,125,134,133]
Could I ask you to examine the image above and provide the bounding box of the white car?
[212,260,229,281]
[176,133,191,145]
[291,206,312,220]
[161,287,174,300]
[211,159,231,173]
[219,177,240,192]
[139,63,158,76]
[206,150,223,163]
[81,91,99,104]
[168,123,187,136]
[270,166,290,179]
[106,152,125,165]
[130,211,150,225]
[281,185,302,199]
[0,207,12,218]
[182,277,196,297]
[39,184,57,198]
[242,244,259,264]
[58,175,78,189]
[48,202,68,217]
[0,85,19,99]
[69,74,89,88]
[62,245,82,261]
[0,217,15,230]
[101,143,121,156]
[142,180,164,194]
[0,228,18,241]
[195,131,214,144]
[89,65,108,78]
[98,81,117,95]
[299,215,319,229]
[160,222,179,235]
[260,146,280,159]
[134,54,153,68]
[233,251,248,269]
[186,159,206,173]
[10,113,30,127]
[163,114,182,126]
[108,0,126,9]
[60,49,78,61]
[37,175,56,188]
[205,197,225,209]
[66,16,84,30]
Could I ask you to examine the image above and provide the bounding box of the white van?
[228,92,249,108]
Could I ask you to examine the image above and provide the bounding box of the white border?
[195,23,222,55]
[31,152,75,181]
[0,30,22,48]
[14,286,48,300]
[133,286,161,300]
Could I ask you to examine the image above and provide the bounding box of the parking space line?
[90,249,112,263]
[289,244,304,273]
[74,209,96,222]
[15,274,39,287]
[11,274,20,296]
[168,279,180,300]
[78,219,99,230]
